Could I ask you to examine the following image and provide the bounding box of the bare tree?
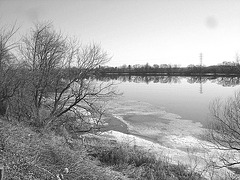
[19,23,68,121]
[19,23,117,133]
[0,23,20,116]
[207,91,240,168]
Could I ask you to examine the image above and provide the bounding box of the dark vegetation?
[97,62,240,76]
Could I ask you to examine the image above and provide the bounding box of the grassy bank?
[0,118,205,180]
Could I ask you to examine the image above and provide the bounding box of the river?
[101,76,240,178]
[103,75,240,126]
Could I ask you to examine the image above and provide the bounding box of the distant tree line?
[96,62,240,76]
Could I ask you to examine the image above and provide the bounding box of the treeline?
[97,62,240,76]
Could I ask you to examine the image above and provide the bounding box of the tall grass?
[90,143,204,180]
[0,120,126,180]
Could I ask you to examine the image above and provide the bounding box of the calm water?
[109,76,240,126]
[102,76,240,175]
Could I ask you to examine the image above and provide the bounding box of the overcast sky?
[1,0,240,67]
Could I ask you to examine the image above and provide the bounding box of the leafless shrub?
[17,22,117,134]
[207,91,240,171]
[0,23,20,117]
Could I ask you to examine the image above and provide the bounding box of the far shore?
[100,72,240,77]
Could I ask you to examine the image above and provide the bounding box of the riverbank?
[0,99,238,179]
[0,118,205,180]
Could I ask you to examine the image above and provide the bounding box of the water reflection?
[100,75,240,125]
[97,75,240,87]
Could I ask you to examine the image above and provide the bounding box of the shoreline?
[100,111,237,179]
[101,114,129,134]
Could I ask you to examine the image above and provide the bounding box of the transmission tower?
[200,53,203,67]
[236,53,239,64]
[199,53,203,94]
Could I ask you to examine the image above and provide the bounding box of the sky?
[1,0,240,67]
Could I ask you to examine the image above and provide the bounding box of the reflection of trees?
[130,76,182,84]
[96,75,182,84]
[213,77,240,87]
[187,77,208,84]
[96,75,240,87]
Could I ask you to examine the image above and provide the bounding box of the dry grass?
[0,118,207,180]
[88,141,205,180]
[0,119,127,180]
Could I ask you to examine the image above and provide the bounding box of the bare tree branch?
[17,22,118,134]
[207,91,240,168]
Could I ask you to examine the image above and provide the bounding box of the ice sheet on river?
[106,99,203,141]
[102,98,239,179]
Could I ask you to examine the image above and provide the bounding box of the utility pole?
[199,53,203,94]
[200,53,203,67]
[236,53,239,64]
